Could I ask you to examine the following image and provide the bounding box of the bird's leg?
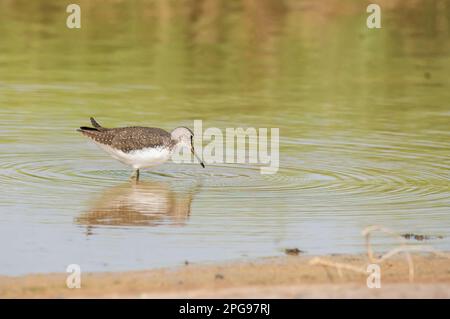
[130,169,140,182]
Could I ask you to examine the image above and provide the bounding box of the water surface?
[0,0,449,275]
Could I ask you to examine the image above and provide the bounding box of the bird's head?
[171,127,205,168]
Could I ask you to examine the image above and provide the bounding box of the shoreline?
[1,253,450,298]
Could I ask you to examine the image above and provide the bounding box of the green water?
[0,0,449,275]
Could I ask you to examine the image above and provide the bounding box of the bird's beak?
[191,147,205,168]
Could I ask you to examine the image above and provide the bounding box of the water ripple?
[0,131,448,216]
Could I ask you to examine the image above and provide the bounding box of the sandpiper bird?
[77,118,205,181]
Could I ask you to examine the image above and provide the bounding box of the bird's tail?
[77,117,106,133]
[90,117,103,129]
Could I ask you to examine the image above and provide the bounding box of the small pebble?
[285,248,303,256]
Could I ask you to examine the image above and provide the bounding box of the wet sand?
[1,254,450,298]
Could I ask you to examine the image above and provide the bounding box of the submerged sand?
[1,254,450,298]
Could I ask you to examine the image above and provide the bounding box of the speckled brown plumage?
[77,118,173,153]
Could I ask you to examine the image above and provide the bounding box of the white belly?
[95,143,171,169]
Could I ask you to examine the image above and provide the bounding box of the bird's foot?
[130,169,140,182]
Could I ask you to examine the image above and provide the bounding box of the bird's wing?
[77,127,117,146]
[110,127,172,153]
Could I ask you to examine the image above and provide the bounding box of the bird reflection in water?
[76,181,197,234]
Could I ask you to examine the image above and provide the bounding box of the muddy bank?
[1,254,450,298]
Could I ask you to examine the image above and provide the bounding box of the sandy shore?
[1,254,450,298]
